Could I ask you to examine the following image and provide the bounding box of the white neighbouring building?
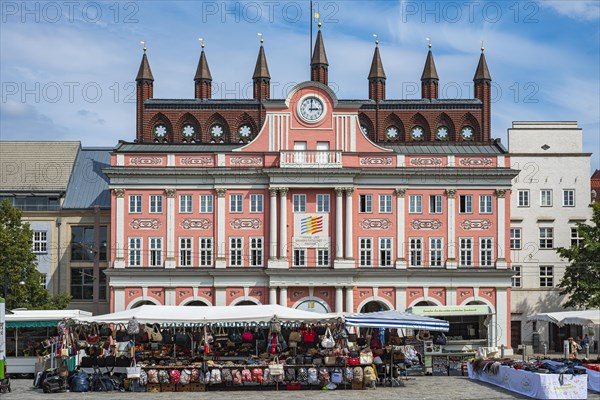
[508,121,594,352]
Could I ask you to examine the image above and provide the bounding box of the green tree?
[0,199,71,309]
[556,202,600,309]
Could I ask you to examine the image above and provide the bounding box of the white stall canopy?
[76,305,341,325]
[527,309,600,327]
[344,310,450,331]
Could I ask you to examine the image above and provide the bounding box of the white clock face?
[210,124,224,138]
[298,96,325,122]
[386,126,399,140]
[154,124,167,138]
[182,124,195,138]
[238,124,252,138]
[461,126,474,140]
[436,126,449,140]
[411,126,424,140]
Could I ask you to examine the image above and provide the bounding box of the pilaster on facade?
[345,286,354,313]
[216,188,227,269]
[279,286,288,307]
[344,187,354,260]
[279,188,289,260]
[269,188,278,261]
[395,188,406,269]
[269,287,277,305]
[495,189,508,269]
[446,189,457,269]
[334,187,344,260]
[335,286,344,313]
[114,188,126,269]
[165,188,176,269]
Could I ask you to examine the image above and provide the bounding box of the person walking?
[568,337,578,359]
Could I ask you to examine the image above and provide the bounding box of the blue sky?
[1,0,599,171]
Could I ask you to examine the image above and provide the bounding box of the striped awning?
[344,310,450,331]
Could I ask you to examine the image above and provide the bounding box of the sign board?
[410,305,491,316]
[293,214,330,248]
[432,356,448,376]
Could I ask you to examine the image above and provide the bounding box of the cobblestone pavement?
[4,378,600,399]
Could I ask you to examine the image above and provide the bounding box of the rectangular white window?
[359,194,372,213]
[429,195,442,214]
[250,194,264,213]
[480,238,493,267]
[379,195,392,213]
[570,227,582,247]
[129,195,142,213]
[250,237,263,267]
[539,228,554,249]
[540,266,554,287]
[317,249,329,267]
[199,238,213,267]
[429,238,443,267]
[459,195,472,213]
[293,194,306,212]
[563,190,575,207]
[512,266,522,288]
[150,195,163,213]
[199,195,214,213]
[180,194,193,213]
[409,238,423,267]
[230,237,243,266]
[33,231,47,254]
[317,194,330,213]
[409,195,422,213]
[230,194,243,213]
[541,189,553,207]
[128,237,141,266]
[479,195,492,214]
[518,190,529,207]
[379,237,392,267]
[510,228,522,250]
[149,237,162,267]
[359,238,373,267]
[179,237,192,267]
[293,249,306,267]
[459,238,473,267]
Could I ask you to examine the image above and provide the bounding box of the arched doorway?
[131,300,156,308]
[413,301,436,307]
[360,300,389,313]
[235,300,258,306]
[294,299,329,314]
[186,301,208,306]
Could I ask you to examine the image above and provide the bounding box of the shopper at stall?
[568,337,578,359]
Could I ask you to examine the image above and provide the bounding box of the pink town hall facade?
[105,34,516,350]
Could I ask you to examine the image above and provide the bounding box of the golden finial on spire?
[480,40,485,52]
[426,37,432,49]
[198,37,205,49]
[314,12,321,28]
[373,34,379,46]
[140,40,146,52]
[258,32,264,44]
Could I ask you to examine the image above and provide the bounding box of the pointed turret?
[253,45,271,100]
[474,47,492,141]
[421,48,439,99]
[136,49,154,141]
[368,43,386,102]
[194,47,212,99]
[311,27,329,85]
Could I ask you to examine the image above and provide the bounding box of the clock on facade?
[298,96,325,123]
[385,126,399,140]
[436,126,449,140]
[238,124,252,139]
[182,124,195,138]
[154,124,167,138]
[461,126,474,140]
[411,126,425,140]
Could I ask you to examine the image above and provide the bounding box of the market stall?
[4,309,92,375]
[579,364,600,393]
[467,359,588,399]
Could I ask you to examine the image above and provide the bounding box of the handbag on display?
[149,324,163,342]
[270,319,282,334]
[175,330,189,347]
[321,327,335,349]
[360,350,373,365]
[87,324,99,344]
[269,356,284,376]
[116,355,132,367]
[324,356,336,366]
[99,323,112,338]
[229,328,242,344]
[242,330,254,343]
[289,330,302,343]
[302,327,316,343]
[115,324,131,342]
[127,318,140,336]
[126,365,142,379]
[162,329,176,344]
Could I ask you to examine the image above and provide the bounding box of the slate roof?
[381,143,506,155]
[0,141,80,192]
[115,143,243,153]
[63,148,112,209]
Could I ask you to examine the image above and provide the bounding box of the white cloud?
[538,0,600,21]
